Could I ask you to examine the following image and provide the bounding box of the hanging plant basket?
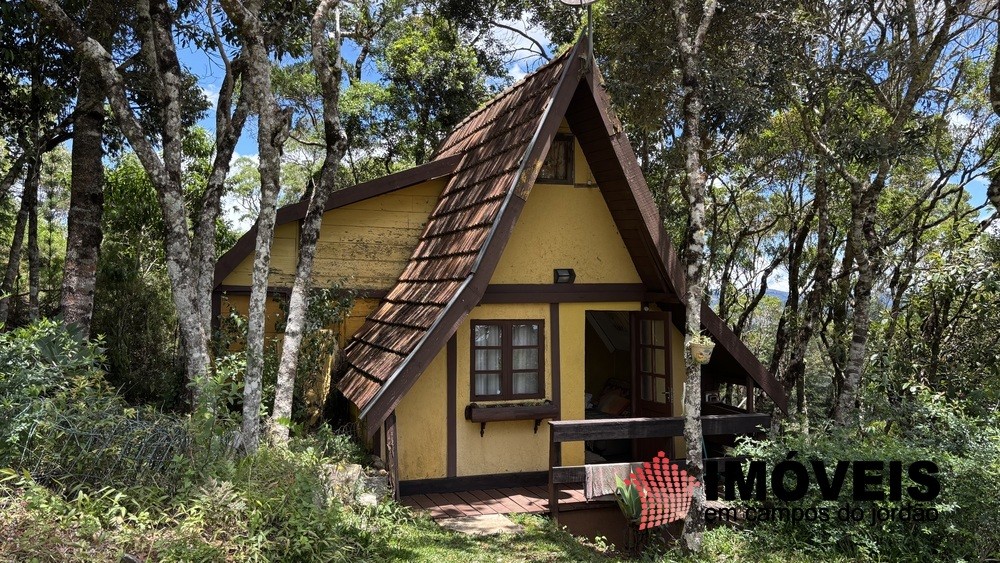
[688,338,715,365]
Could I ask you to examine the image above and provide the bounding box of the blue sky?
[176,19,551,161]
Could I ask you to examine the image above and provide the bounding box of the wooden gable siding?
[220,180,445,291]
[313,180,446,291]
[221,222,299,287]
[213,155,460,289]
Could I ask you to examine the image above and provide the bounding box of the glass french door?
[631,311,673,460]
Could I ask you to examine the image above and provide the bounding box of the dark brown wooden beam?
[214,284,387,300]
[447,335,457,478]
[399,471,549,496]
[548,414,771,443]
[481,283,655,304]
[552,457,747,485]
[550,303,561,413]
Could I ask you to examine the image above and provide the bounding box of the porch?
[548,412,770,518]
[400,412,769,521]
[401,486,598,519]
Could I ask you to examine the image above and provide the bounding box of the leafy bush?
[160,445,372,562]
[733,391,1000,561]
[0,320,104,467]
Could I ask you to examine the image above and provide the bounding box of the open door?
[631,311,673,461]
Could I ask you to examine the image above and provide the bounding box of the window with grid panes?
[537,135,574,183]
[470,320,544,400]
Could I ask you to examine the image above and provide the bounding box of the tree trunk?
[834,199,877,425]
[61,51,107,334]
[269,0,347,445]
[29,0,255,406]
[0,160,36,326]
[26,161,40,321]
[218,0,293,453]
[671,0,717,553]
[243,55,286,452]
[194,11,251,349]
[784,167,833,427]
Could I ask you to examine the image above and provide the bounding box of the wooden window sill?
[464,402,559,436]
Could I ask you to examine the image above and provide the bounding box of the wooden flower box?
[464,402,559,436]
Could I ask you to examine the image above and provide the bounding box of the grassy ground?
[0,477,861,563]
[0,488,609,562]
[377,513,615,562]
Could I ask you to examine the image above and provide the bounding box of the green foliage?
[162,446,369,562]
[614,475,642,524]
[380,15,490,163]
[0,320,195,492]
[0,320,388,561]
[93,136,239,409]
[274,282,357,431]
[878,232,1000,416]
[733,393,1000,561]
[0,319,102,467]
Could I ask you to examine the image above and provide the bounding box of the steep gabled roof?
[328,34,787,434]
[565,69,786,409]
[338,41,586,432]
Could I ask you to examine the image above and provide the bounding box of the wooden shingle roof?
[338,42,583,426]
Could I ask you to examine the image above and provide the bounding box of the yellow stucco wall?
[454,304,552,476]
[396,346,448,480]
[221,179,445,290]
[491,181,642,284]
[394,136,667,480]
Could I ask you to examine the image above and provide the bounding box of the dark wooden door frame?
[630,311,674,460]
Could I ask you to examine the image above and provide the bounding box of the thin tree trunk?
[243,77,286,452]
[219,0,292,453]
[26,161,40,320]
[785,167,833,427]
[269,0,348,445]
[834,199,877,425]
[61,45,108,334]
[671,0,717,553]
[194,8,250,345]
[0,160,36,326]
[0,157,28,203]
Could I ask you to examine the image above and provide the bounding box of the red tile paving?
[402,486,609,520]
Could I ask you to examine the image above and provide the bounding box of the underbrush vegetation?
[4,320,997,562]
[731,395,1000,562]
[0,320,609,562]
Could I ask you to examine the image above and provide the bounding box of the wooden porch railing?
[547,413,770,518]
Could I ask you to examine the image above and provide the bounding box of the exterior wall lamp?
[553,268,576,284]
